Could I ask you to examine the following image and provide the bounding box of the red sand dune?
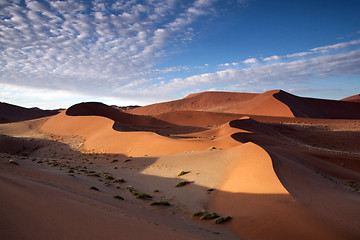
[128,90,360,119]
[0,102,59,123]
[341,94,360,103]
[1,90,360,240]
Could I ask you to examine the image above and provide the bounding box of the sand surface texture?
[1,90,360,240]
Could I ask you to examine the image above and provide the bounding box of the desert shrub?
[175,180,190,188]
[90,186,99,191]
[111,159,118,163]
[200,211,219,220]
[214,216,232,224]
[207,188,215,194]
[193,210,219,220]
[104,174,114,180]
[127,186,152,199]
[178,171,190,176]
[113,195,124,200]
[113,178,125,183]
[149,201,170,206]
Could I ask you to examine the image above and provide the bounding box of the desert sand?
[1,90,359,240]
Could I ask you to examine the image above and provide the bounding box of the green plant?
[178,171,190,176]
[113,178,125,183]
[175,180,190,188]
[90,186,99,191]
[214,216,232,224]
[193,210,219,220]
[113,195,124,200]
[149,201,170,206]
[127,186,152,199]
[206,188,215,194]
[104,174,114,180]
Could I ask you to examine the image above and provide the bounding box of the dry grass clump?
[89,186,99,191]
[149,201,170,206]
[175,180,191,188]
[112,178,126,183]
[113,195,124,200]
[127,186,152,199]
[178,170,190,176]
[193,210,232,224]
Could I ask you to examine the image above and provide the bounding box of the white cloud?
[243,57,258,63]
[152,49,360,94]
[0,0,218,97]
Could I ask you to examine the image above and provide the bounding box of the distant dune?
[0,102,60,123]
[341,94,360,103]
[127,90,360,119]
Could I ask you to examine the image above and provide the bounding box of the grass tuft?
[113,195,124,200]
[90,186,99,191]
[178,170,190,176]
[113,178,126,183]
[175,180,191,188]
[214,216,232,224]
[149,201,170,206]
[127,186,152,199]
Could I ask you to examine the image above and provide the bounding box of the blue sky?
[0,0,360,109]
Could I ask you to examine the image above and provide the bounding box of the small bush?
[178,171,190,176]
[175,180,190,188]
[149,201,170,206]
[113,178,125,183]
[193,210,219,220]
[111,159,119,163]
[113,195,124,200]
[127,186,152,199]
[104,174,114,180]
[207,188,215,194]
[200,211,219,220]
[214,216,232,224]
[90,186,99,191]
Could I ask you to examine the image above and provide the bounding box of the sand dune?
[341,94,360,103]
[1,90,360,240]
[0,102,59,123]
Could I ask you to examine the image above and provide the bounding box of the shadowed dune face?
[274,90,360,119]
[0,102,59,123]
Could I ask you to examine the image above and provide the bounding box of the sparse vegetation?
[344,180,359,192]
[104,174,114,180]
[113,178,125,183]
[194,210,232,224]
[90,186,99,191]
[125,159,131,162]
[175,180,191,188]
[193,210,219,220]
[178,170,190,176]
[215,216,232,224]
[209,146,216,150]
[111,159,118,163]
[113,195,124,200]
[149,201,170,206]
[127,186,152,199]
[207,188,215,194]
